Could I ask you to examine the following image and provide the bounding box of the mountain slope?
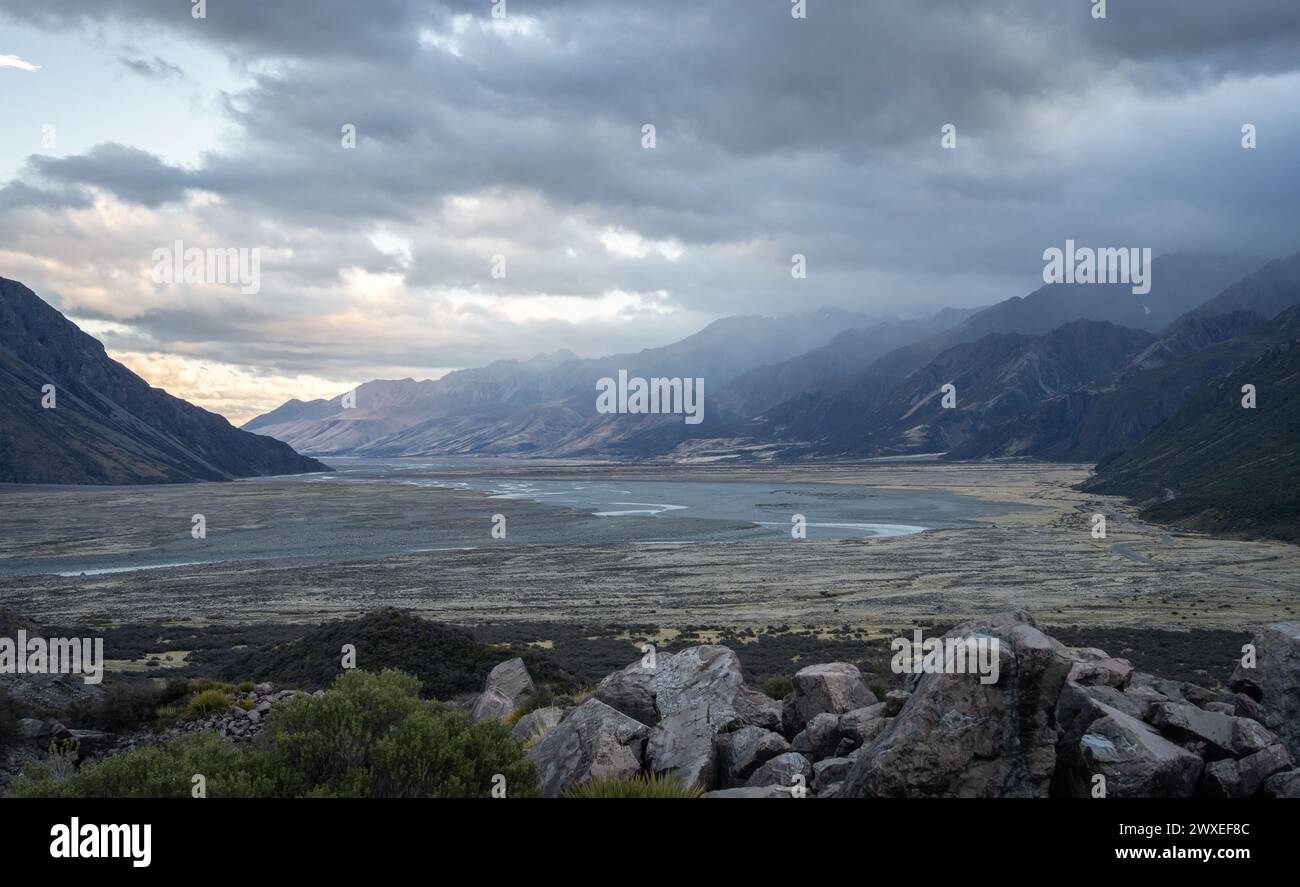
[1083,338,1300,542]
[711,307,979,420]
[1181,249,1300,322]
[752,253,1261,452]
[950,310,1288,461]
[802,320,1156,457]
[245,308,880,456]
[0,277,329,484]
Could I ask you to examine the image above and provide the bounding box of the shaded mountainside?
[749,253,1261,452]
[0,277,329,484]
[1084,338,1300,542]
[1182,248,1300,323]
[711,307,980,420]
[766,320,1155,457]
[951,308,1299,461]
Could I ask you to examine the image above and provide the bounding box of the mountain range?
[246,253,1265,460]
[4,245,1298,541]
[0,277,328,484]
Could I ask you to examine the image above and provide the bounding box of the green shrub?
[259,669,539,798]
[186,688,231,719]
[757,675,793,700]
[564,773,703,799]
[189,678,235,693]
[10,669,540,799]
[64,678,191,734]
[7,732,262,798]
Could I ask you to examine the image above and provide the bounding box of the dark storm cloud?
[2,0,1300,380]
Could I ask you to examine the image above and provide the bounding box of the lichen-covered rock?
[783,663,876,734]
[837,703,889,753]
[718,726,790,787]
[1202,744,1295,798]
[1148,701,1276,759]
[1078,706,1204,798]
[469,658,535,724]
[1229,623,1300,760]
[595,645,780,731]
[838,612,1071,798]
[791,712,841,762]
[510,706,563,744]
[595,645,781,789]
[746,752,813,790]
[525,699,649,797]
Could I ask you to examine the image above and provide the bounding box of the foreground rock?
[1229,623,1300,760]
[510,706,563,744]
[595,645,781,790]
[1077,706,1204,798]
[469,658,535,724]
[837,612,1071,798]
[595,646,780,730]
[539,616,1300,798]
[526,699,649,797]
[784,663,876,734]
[717,726,789,787]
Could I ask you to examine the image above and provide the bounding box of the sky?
[2,0,1299,424]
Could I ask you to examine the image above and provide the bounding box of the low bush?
[7,732,261,798]
[564,773,703,799]
[64,678,191,734]
[756,675,793,700]
[185,688,231,719]
[9,669,539,799]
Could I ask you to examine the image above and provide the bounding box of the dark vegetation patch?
[214,609,578,698]
[469,621,939,696]
[1043,624,1249,688]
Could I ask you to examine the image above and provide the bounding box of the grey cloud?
[30,143,196,207]
[2,0,1299,381]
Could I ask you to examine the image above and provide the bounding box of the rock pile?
[1,682,300,794]
[469,614,1300,798]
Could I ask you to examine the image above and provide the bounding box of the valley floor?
[1,461,1296,635]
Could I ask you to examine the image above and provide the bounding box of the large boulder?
[718,726,790,787]
[791,712,841,762]
[525,699,649,797]
[1265,769,1300,798]
[1068,657,1133,689]
[838,613,1071,798]
[837,704,889,752]
[746,751,813,790]
[645,704,721,789]
[813,756,855,788]
[1078,706,1204,798]
[469,658,535,723]
[1229,623,1300,759]
[784,663,876,734]
[1201,744,1295,798]
[595,645,781,788]
[1148,701,1276,759]
[510,706,563,744]
[595,646,780,731]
